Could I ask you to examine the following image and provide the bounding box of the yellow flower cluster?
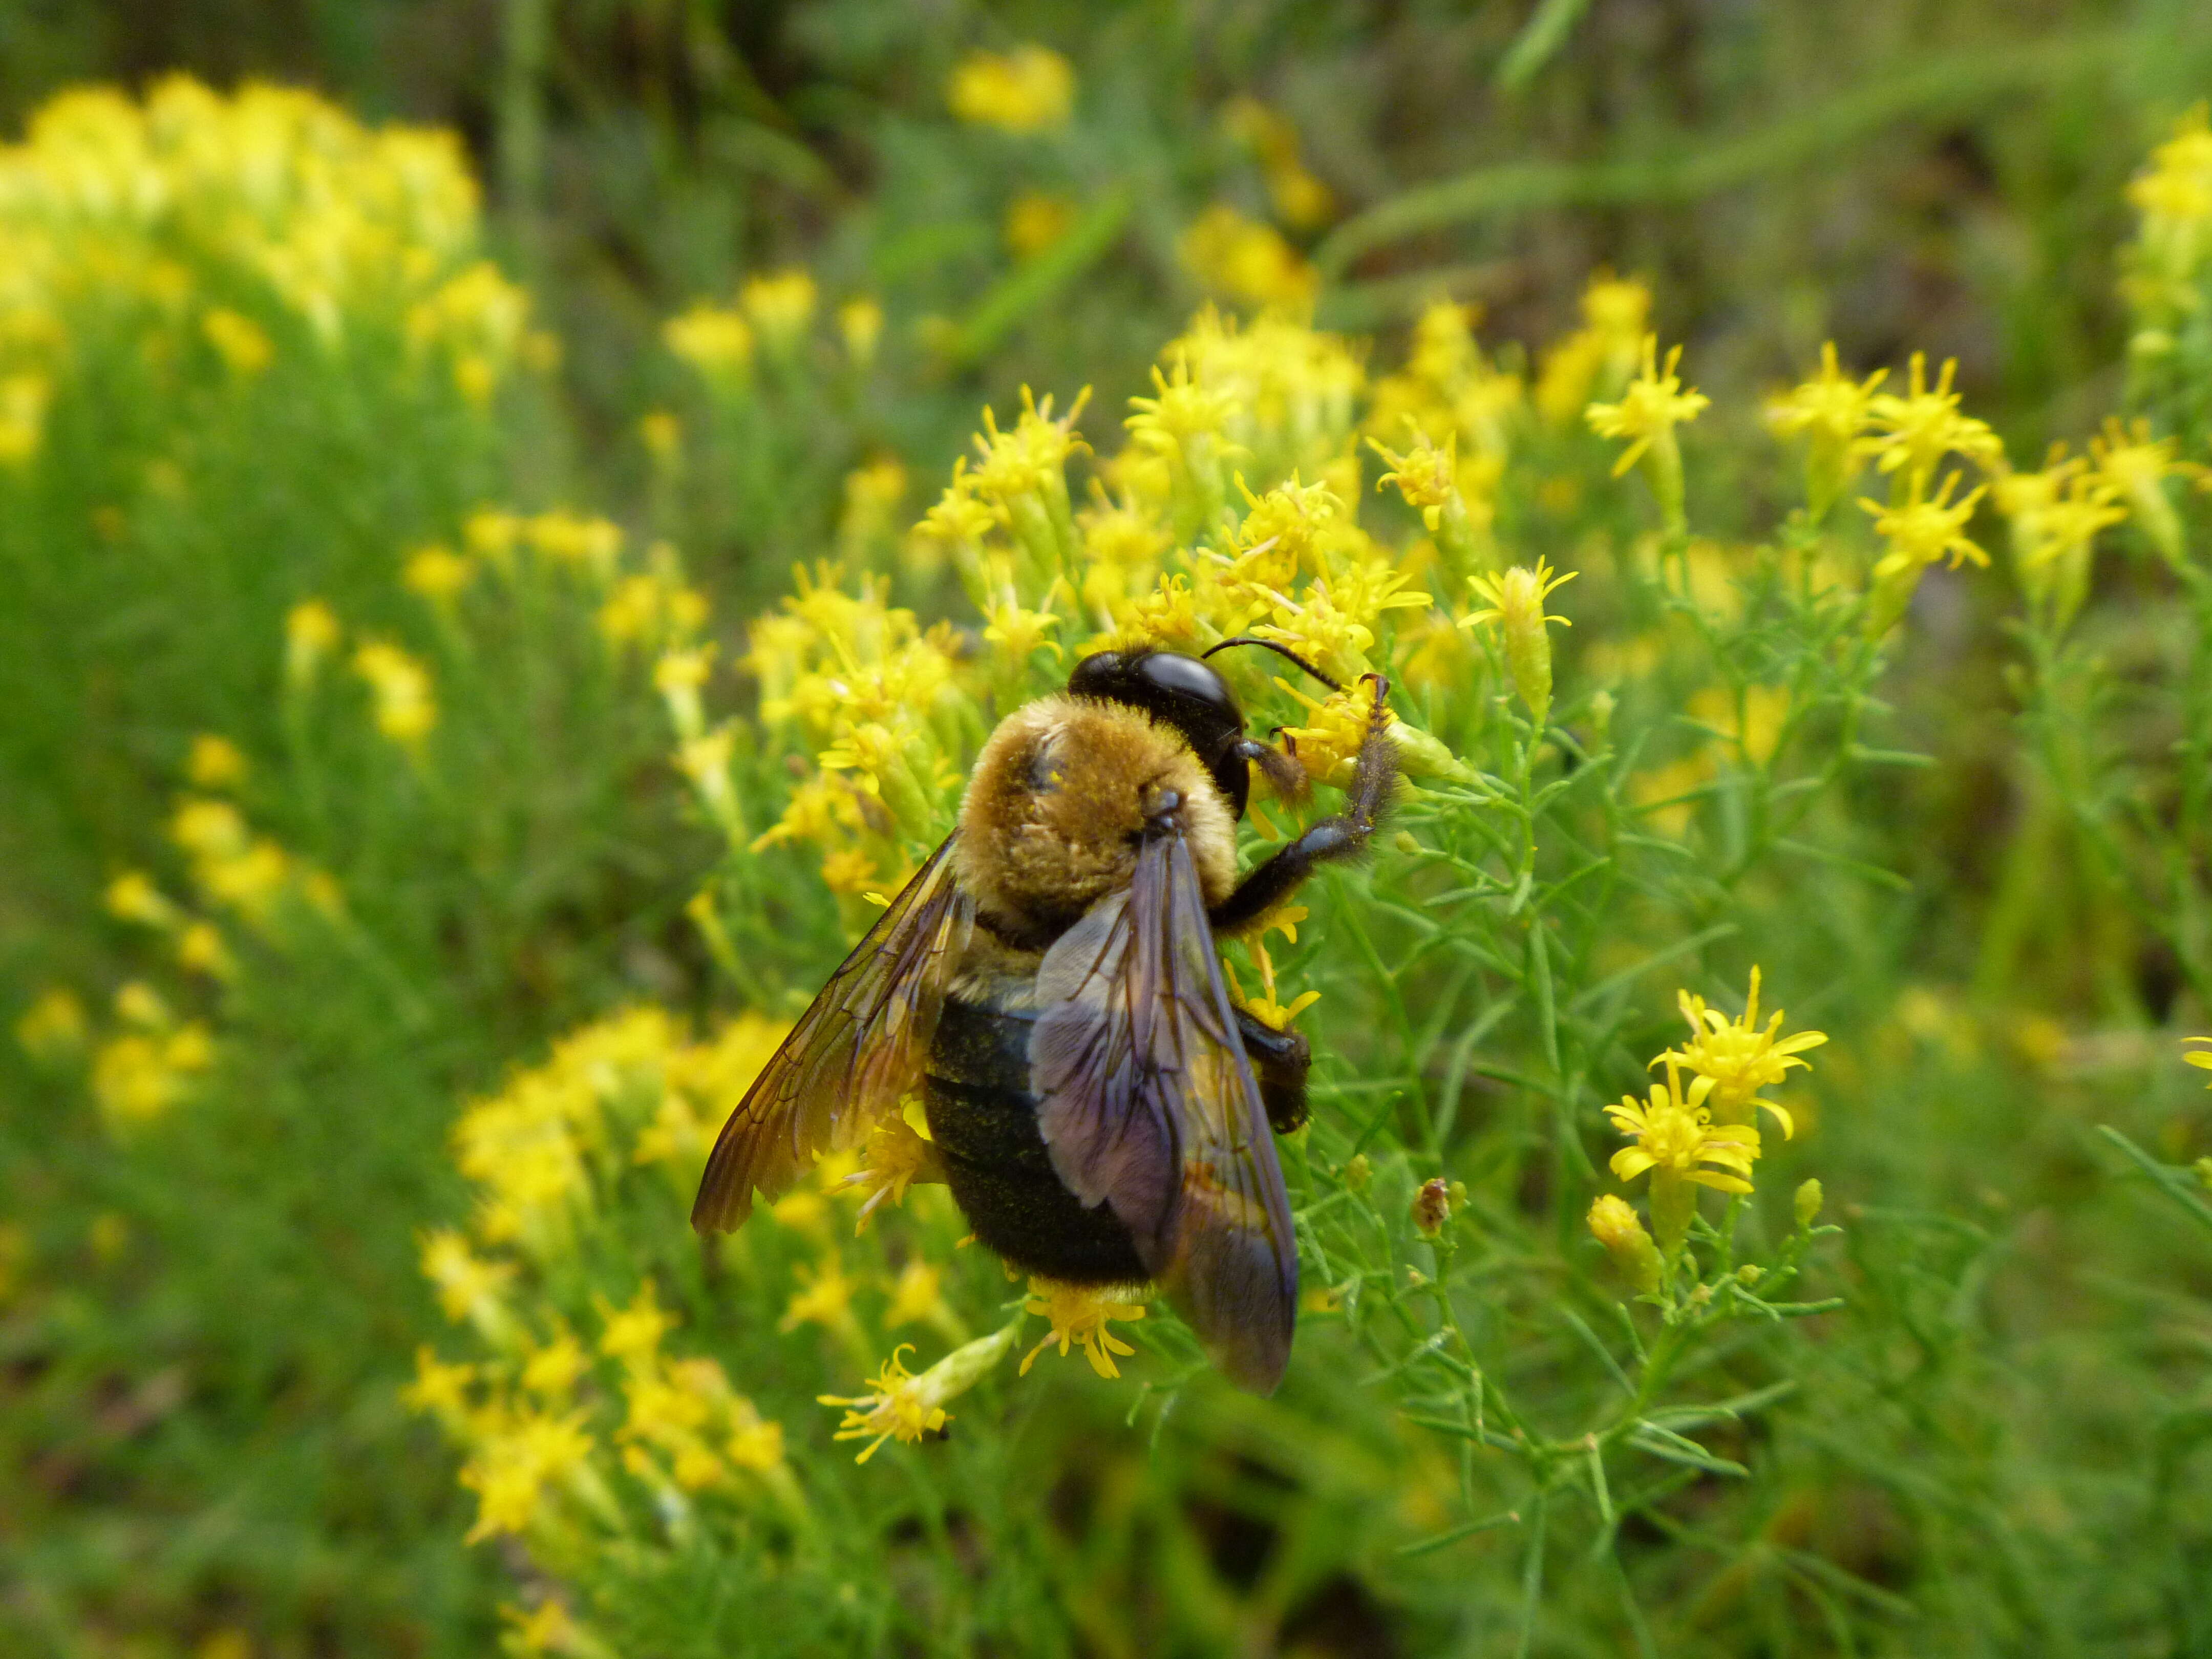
[947,46,1075,135]
[1179,204,1319,314]
[2123,103,2212,332]
[1596,968,1825,1261]
[0,78,537,463]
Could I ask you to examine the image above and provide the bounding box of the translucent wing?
[1029,824,1299,1393]
[691,835,973,1232]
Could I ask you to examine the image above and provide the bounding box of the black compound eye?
[1066,648,1252,817]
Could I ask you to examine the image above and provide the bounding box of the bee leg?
[1235,1006,1310,1133]
[1210,674,1397,934]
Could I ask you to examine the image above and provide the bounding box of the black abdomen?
[924,995,1147,1286]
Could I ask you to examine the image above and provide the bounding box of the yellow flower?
[461,1409,595,1543]
[285,600,342,687]
[1369,424,1461,529]
[1586,335,1709,475]
[597,1282,674,1371]
[838,297,885,367]
[1019,1279,1146,1379]
[664,303,755,390]
[1866,353,2002,504]
[821,1329,1038,1465]
[2089,416,2203,571]
[0,374,50,466]
[741,270,818,351]
[1860,471,1988,632]
[186,734,249,790]
[780,1254,863,1338]
[106,870,182,929]
[1586,1195,1662,1293]
[1462,558,1577,726]
[839,1107,941,1231]
[1223,938,1320,1031]
[1765,342,1886,518]
[352,640,437,749]
[202,307,273,377]
[401,1345,476,1427]
[17,987,89,1063]
[520,1329,588,1400]
[422,1229,516,1335]
[1005,191,1076,257]
[1603,1058,1761,1252]
[403,544,475,605]
[1661,966,1824,1130]
[947,46,1075,135]
[884,1258,958,1335]
[2186,1038,2212,1087]
[1179,204,1317,313]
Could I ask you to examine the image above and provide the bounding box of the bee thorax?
[954,694,1237,942]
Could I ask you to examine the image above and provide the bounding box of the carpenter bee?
[691,640,1397,1393]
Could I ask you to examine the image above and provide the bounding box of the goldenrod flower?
[1179,204,1318,314]
[820,1324,1019,1464]
[106,870,181,930]
[1766,342,1886,519]
[839,1108,941,1231]
[1586,335,1708,528]
[1369,423,1461,529]
[352,640,437,750]
[1866,353,2002,505]
[401,1345,477,1431]
[1860,471,1987,634]
[1462,557,1577,727]
[838,297,884,367]
[1019,1279,1147,1379]
[403,544,474,607]
[1586,1195,1663,1294]
[664,302,755,391]
[1005,191,1076,258]
[0,374,50,466]
[183,734,248,790]
[1604,1058,1761,1253]
[285,599,341,688]
[779,1254,863,1341]
[460,1409,595,1542]
[17,987,89,1063]
[2186,1038,2212,1087]
[1662,966,1823,1131]
[423,1229,517,1339]
[741,270,818,352]
[2089,415,2204,571]
[201,307,273,377]
[589,1285,673,1380]
[947,46,1075,135]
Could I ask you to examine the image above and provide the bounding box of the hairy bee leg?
[1210,675,1398,935]
[1235,1006,1311,1133]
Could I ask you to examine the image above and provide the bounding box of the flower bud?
[2195,1156,2212,1193]
[1735,1263,1763,1287]
[1794,1178,1824,1230]
[1340,1154,1371,1194]
[1586,1195,1662,1294]
[1412,1176,1451,1238]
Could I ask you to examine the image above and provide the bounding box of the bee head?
[1066,648,1254,816]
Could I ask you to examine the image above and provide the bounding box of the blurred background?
[5,2,2212,1655]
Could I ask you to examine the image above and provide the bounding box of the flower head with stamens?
[819,1324,1020,1464]
[1604,1057,1761,1254]
[1766,343,1887,518]
[838,1105,940,1232]
[1866,353,2002,504]
[1019,1279,1147,1379]
[1585,335,1709,526]
[1462,557,1577,726]
[1661,966,1824,1131]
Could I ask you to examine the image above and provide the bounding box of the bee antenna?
[1201,636,1345,693]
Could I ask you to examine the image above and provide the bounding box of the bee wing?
[1030,825,1298,1393]
[691,834,974,1233]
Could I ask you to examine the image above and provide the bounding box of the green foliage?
[4,11,2212,1659]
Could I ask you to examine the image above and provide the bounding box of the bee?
[691,641,1397,1393]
